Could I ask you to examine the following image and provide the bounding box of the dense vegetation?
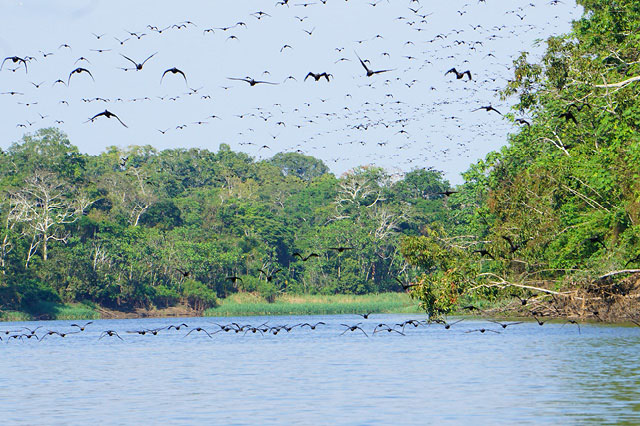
[402,0,640,319]
[0,129,451,314]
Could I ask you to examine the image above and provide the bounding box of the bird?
[176,268,191,278]
[300,322,325,330]
[357,312,373,319]
[1,56,28,73]
[511,293,533,305]
[99,330,123,340]
[167,323,189,330]
[226,276,243,284]
[394,277,417,290]
[293,252,320,261]
[435,318,464,329]
[373,324,405,335]
[473,105,502,115]
[86,110,128,128]
[488,320,523,329]
[533,315,546,326]
[258,268,281,282]
[228,77,278,86]
[445,67,472,80]
[558,110,578,124]
[340,323,368,337]
[355,52,393,77]
[120,52,157,71]
[328,246,355,253]
[161,67,188,85]
[71,321,93,331]
[68,67,95,85]
[185,327,213,338]
[465,328,500,334]
[304,72,332,82]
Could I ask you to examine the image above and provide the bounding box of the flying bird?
[161,67,188,85]
[68,67,95,85]
[228,77,278,86]
[120,52,157,71]
[355,52,393,77]
[445,67,472,80]
[86,110,128,128]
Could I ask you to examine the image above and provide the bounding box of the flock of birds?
[1,0,582,179]
[0,313,607,342]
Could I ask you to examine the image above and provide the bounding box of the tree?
[7,171,91,266]
[267,152,329,181]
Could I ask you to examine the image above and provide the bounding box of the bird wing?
[141,52,157,65]
[120,54,138,66]
[354,52,371,73]
[111,112,128,128]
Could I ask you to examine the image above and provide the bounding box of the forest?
[0,130,452,314]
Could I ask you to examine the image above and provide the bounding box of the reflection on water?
[1,315,639,425]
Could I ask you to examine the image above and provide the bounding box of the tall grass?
[204,292,421,317]
[0,302,100,322]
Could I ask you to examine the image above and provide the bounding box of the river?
[1,314,639,424]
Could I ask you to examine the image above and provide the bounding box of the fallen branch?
[597,269,640,281]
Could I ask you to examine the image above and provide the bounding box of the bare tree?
[7,171,92,267]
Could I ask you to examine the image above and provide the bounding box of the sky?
[0,0,582,183]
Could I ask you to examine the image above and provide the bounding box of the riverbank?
[0,292,421,322]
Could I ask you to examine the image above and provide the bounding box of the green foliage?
[0,129,453,315]
[401,0,640,316]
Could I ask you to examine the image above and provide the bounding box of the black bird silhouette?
[226,276,243,284]
[167,323,189,330]
[394,277,417,290]
[293,252,320,261]
[1,56,28,73]
[473,248,495,259]
[71,321,93,331]
[305,72,332,82]
[437,319,464,329]
[355,52,393,77]
[161,67,188,85]
[68,67,94,85]
[437,190,458,196]
[445,67,472,80]
[258,268,281,282]
[228,77,278,86]
[473,105,502,115]
[533,315,546,326]
[120,52,157,71]
[300,322,325,330]
[86,110,128,128]
[373,324,405,335]
[176,268,190,278]
[515,118,531,126]
[465,328,500,334]
[563,319,581,334]
[357,312,373,319]
[340,323,368,337]
[558,111,577,124]
[511,293,533,306]
[99,330,123,340]
[328,246,354,253]
[185,327,213,338]
[488,320,523,329]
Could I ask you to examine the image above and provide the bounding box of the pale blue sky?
[0,0,582,183]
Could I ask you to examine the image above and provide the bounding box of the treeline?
[401,0,640,319]
[0,128,451,312]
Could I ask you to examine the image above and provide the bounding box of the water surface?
[1,314,639,425]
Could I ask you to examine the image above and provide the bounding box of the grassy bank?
[204,292,421,317]
[0,302,100,322]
